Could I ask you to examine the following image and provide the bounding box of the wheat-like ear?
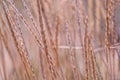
[77,1,90,79]
[83,15,89,80]
[21,0,41,40]
[105,0,114,79]
[0,30,19,79]
[54,16,66,80]
[2,1,30,79]
[14,9,36,80]
[6,1,57,79]
[6,0,44,49]
[65,21,81,80]
[1,0,120,80]
[74,0,83,47]
[39,0,60,70]
[21,0,37,28]
[2,1,35,80]
[0,20,20,79]
[20,2,46,70]
[36,1,48,80]
[88,37,98,80]
[37,0,59,80]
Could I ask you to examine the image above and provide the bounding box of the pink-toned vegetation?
[0,0,120,80]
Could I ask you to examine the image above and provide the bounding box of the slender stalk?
[0,29,7,80]
[37,0,57,79]
[65,21,80,80]
[3,1,33,79]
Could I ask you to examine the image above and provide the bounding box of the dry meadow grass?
[0,0,120,80]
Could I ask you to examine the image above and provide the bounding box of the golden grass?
[0,0,120,80]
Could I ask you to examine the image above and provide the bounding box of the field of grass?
[0,0,120,80]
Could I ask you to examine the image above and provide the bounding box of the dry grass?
[0,0,120,80]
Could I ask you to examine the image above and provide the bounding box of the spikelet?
[0,18,19,78]
[105,0,114,79]
[83,16,89,80]
[21,0,41,40]
[2,1,35,80]
[65,21,80,80]
[37,0,57,79]
[78,1,90,79]
[6,0,44,49]
[88,37,98,80]
[74,0,83,47]
[14,9,36,80]
[39,0,60,70]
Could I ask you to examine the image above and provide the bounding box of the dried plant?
[0,0,120,80]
